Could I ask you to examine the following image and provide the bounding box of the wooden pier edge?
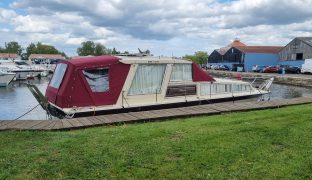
[1,97,312,131]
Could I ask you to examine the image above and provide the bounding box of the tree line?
[0,40,209,65]
[0,41,66,60]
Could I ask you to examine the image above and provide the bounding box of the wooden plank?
[0,121,13,130]
[41,121,58,130]
[96,115,115,124]
[29,120,55,130]
[195,106,220,114]
[76,118,94,126]
[185,106,208,114]
[0,120,24,130]
[177,107,203,115]
[61,119,74,129]
[66,119,84,128]
[86,117,103,125]
[146,111,163,118]
[165,108,188,116]
[107,114,128,123]
[52,120,63,130]
[128,111,155,119]
[16,120,44,130]
[117,113,139,122]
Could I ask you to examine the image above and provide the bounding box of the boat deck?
[1,97,312,131]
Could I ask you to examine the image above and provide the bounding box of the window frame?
[82,67,110,93]
[49,63,68,89]
[128,64,167,96]
[170,63,193,82]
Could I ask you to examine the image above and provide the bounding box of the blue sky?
[1,0,312,57]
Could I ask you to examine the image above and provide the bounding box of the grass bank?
[1,104,312,179]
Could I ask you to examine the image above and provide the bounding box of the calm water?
[0,78,312,120]
[0,77,51,120]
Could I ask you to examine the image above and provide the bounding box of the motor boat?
[28,56,274,118]
[0,60,48,80]
[0,69,16,87]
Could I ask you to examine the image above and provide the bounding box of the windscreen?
[49,63,67,89]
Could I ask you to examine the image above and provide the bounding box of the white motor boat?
[0,69,16,87]
[0,60,48,80]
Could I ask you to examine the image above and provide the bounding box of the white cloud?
[1,0,312,56]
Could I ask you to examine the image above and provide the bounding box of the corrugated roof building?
[209,39,283,71]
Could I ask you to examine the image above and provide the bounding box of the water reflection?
[269,83,312,100]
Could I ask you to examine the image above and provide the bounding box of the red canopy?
[46,56,131,108]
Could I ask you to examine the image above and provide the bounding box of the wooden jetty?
[1,97,312,131]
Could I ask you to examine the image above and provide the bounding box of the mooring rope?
[14,104,40,120]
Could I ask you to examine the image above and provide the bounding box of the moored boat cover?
[46,56,131,108]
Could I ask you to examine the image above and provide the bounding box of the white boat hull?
[0,72,15,87]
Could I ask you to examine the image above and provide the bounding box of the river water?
[1,77,312,120]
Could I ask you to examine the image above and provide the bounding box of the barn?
[278,37,312,67]
[208,40,282,71]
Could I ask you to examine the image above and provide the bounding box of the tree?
[77,41,113,56]
[77,41,95,56]
[112,47,119,55]
[2,41,23,55]
[26,42,37,58]
[94,43,107,56]
[184,51,209,66]
[25,42,66,59]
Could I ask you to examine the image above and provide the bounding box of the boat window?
[128,64,166,95]
[170,64,192,81]
[232,84,242,92]
[83,68,109,92]
[50,63,67,89]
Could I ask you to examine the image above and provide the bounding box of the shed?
[278,37,312,67]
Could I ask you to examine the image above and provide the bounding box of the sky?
[0,0,312,57]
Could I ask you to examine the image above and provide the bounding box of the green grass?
[1,104,312,179]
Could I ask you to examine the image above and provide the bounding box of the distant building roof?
[297,37,312,47]
[29,54,65,60]
[228,39,247,47]
[236,46,283,54]
[0,53,19,59]
[70,55,94,59]
[216,47,231,55]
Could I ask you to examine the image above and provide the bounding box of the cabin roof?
[66,55,192,69]
[118,56,192,64]
[68,56,120,67]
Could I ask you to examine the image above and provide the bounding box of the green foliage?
[184,51,209,66]
[112,47,120,55]
[77,41,115,56]
[0,41,23,55]
[1,104,312,179]
[25,42,66,59]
